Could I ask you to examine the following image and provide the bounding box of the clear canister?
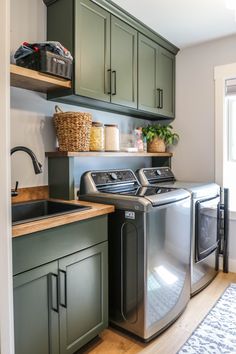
[89,122,105,151]
[105,124,120,151]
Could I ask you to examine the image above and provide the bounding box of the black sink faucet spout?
[11,146,43,174]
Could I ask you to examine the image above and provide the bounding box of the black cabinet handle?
[107,69,111,95]
[112,70,117,95]
[160,89,164,109]
[49,273,59,313]
[59,269,67,308]
[156,89,161,108]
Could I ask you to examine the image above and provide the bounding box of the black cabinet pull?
[112,70,117,95]
[156,88,161,108]
[59,269,67,308]
[107,69,111,95]
[160,89,164,109]
[49,273,59,313]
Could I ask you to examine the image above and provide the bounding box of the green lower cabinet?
[13,242,108,354]
[14,262,59,354]
[59,242,108,354]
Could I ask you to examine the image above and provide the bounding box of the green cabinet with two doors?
[47,0,178,119]
[138,34,175,118]
[13,215,108,354]
[75,0,137,109]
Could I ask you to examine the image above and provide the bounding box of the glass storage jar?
[89,122,105,151]
[105,124,120,151]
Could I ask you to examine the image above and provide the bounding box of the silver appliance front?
[137,167,220,297]
[144,198,190,339]
[109,197,191,341]
[191,196,219,295]
[80,169,191,341]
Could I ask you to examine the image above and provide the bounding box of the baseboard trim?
[229,258,236,273]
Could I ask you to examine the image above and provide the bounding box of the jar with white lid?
[105,124,120,151]
[89,122,105,151]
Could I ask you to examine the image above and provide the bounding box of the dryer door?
[195,196,220,262]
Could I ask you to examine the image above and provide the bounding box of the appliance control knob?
[156,170,162,176]
[110,172,118,180]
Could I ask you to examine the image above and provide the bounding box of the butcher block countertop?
[12,199,115,238]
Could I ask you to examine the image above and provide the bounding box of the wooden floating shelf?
[10,64,71,93]
[46,151,172,157]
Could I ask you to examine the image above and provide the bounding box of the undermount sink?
[12,200,91,225]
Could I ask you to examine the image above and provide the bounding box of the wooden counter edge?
[12,201,115,238]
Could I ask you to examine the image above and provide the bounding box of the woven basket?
[147,137,166,153]
[53,106,92,152]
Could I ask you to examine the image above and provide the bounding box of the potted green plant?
[142,124,179,152]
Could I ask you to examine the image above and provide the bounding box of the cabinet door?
[59,242,108,354]
[75,0,111,101]
[111,16,137,108]
[157,47,175,118]
[14,262,59,354]
[138,34,159,114]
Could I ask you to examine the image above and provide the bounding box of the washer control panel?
[91,169,137,186]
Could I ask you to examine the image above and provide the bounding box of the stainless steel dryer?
[79,169,191,341]
[137,167,225,296]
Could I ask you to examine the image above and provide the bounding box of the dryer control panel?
[142,167,175,183]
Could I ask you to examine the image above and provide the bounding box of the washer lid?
[80,169,190,206]
[99,185,190,205]
[156,181,220,198]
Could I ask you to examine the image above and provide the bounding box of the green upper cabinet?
[138,34,175,118]
[47,0,178,119]
[74,0,137,109]
[75,0,110,101]
[111,16,137,108]
[138,34,159,114]
[157,47,175,118]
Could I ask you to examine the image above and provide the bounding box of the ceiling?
[112,0,236,48]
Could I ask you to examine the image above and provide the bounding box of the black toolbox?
[16,50,72,80]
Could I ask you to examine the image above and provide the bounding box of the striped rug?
[178,284,236,354]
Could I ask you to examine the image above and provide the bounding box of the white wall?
[173,35,236,271]
[173,34,236,182]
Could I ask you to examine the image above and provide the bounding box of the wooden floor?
[82,272,236,354]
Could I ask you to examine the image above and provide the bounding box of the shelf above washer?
[47,151,172,200]
[45,151,173,158]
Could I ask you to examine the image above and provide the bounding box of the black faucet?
[11,146,43,197]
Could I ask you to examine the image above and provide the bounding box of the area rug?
[178,283,236,354]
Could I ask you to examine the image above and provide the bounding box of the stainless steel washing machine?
[137,167,224,296]
[79,169,191,341]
